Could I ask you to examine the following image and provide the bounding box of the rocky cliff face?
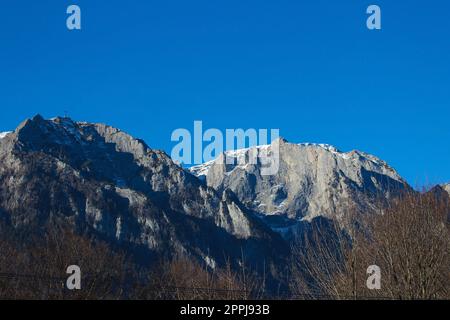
[0,115,285,271]
[190,139,409,232]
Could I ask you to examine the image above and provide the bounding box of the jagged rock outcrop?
[190,139,409,231]
[0,115,286,271]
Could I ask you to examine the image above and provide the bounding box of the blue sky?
[0,1,449,186]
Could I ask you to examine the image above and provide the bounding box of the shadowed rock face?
[190,139,409,229]
[0,115,286,271]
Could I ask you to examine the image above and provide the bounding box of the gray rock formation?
[190,138,409,232]
[0,115,286,271]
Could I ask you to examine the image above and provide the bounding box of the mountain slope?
[190,138,409,230]
[0,115,286,271]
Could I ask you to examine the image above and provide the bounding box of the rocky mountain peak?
[190,139,409,227]
[0,116,286,273]
[11,115,150,158]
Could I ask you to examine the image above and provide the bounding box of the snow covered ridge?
[0,132,12,139]
[189,138,408,229]
[189,160,215,179]
[189,143,272,179]
[189,139,403,182]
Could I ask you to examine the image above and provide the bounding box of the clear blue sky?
[0,1,449,186]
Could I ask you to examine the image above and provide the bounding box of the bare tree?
[361,192,450,299]
[290,191,450,300]
[140,255,263,300]
[0,227,132,300]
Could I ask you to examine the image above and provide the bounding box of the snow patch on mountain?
[189,160,215,180]
[190,139,402,182]
[0,132,11,139]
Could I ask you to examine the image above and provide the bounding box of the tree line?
[0,190,449,300]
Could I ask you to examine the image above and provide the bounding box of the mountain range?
[0,115,448,283]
